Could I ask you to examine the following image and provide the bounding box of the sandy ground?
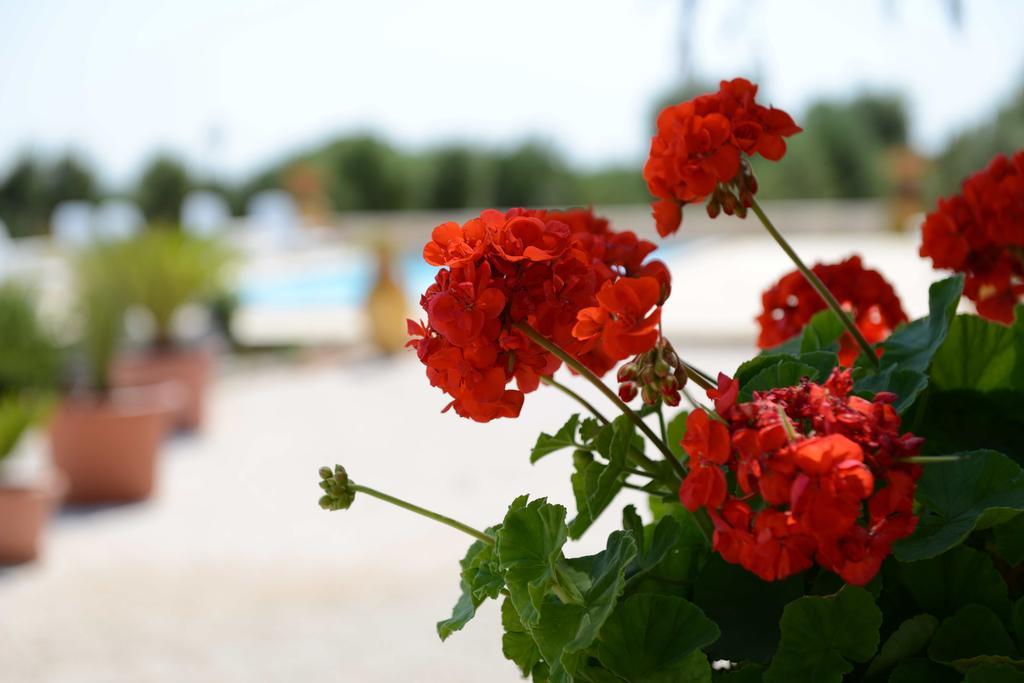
[0,345,753,683]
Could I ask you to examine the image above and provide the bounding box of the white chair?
[181,191,230,237]
[94,199,144,241]
[50,201,95,249]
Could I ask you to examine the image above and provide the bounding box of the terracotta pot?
[49,385,174,503]
[0,471,66,564]
[112,346,212,431]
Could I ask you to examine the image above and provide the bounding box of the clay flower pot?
[0,471,66,564]
[111,346,211,431]
[49,385,175,503]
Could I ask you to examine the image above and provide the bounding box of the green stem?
[541,376,609,425]
[656,403,668,444]
[516,322,686,480]
[749,198,880,369]
[693,508,714,547]
[622,481,657,493]
[902,455,965,464]
[351,484,494,545]
[682,363,714,392]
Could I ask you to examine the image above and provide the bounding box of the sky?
[1,0,1022,186]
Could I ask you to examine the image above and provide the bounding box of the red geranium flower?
[644,78,801,237]
[678,368,922,585]
[410,208,670,422]
[756,255,908,366]
[572,276,663,361]
[920,150,1024,323]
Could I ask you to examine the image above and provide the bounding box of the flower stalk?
[318,466,494,545]
[514,322,687,480]
[749,198,881,369]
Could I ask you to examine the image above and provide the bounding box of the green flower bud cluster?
[318,464,356,511]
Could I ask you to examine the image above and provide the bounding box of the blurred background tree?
[136,154,190,223]
[0,79,1020,237]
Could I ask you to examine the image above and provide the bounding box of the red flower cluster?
[644,78,802,237]
[920,150,1024,323]
[409,208,670,421]
[756,256,908,366]
[679,369,922,585]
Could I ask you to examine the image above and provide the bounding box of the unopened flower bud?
[617,363,637,383]
[618,381,638,402]
[317,464,356,511]
[654,356,671,378]
[706,197,721,219]
[721,192,737,216]
[641,384,659,405]
[662,389,681,407]
[639,367,656,385]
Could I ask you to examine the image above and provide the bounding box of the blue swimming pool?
[241,243,688,309]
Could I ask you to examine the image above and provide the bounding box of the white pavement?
[0,347,754,683]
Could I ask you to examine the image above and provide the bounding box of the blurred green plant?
[0,284,61,394]
[0,395,48,462]
[0,284,60,461]
[114,229,235,348]
[74,243,129,394]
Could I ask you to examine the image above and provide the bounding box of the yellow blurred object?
[365,244,409,354]
[885,146,929,231]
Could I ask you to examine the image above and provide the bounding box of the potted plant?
[109,228,234,431]
[0,284,64,564]
[49,243,173,502]
[314,80,1024,681]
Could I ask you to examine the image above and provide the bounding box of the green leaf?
[853,275,963,410]
[579,417,602,443]
[800,309,846,353]
[497,498,570,627]
[764,585,882,683]
[528,531,639,683]
[563,530,638,653]
[532,602,587,683]
[437,581,481,642]
[501,596,542,677]
[532,414,581,463]
[930,315,1020,392]
[666,410,689,462]
[1015,597,1024,644]
[866,614,939,676]
[897,546,1010,620]
[906,389,1024,462]
[436,530,502,640]
[928,604,1019,665]
[569,418,633,539]
[854,367,929,413]
[869,275,963,375]
[994,514,1024,566]
[964,663,1024,682]
[740,360,817,400]
[894,450,1024,561]
[693,556,805,664]
[627,515,685,584]
[595,592,719,682]
[888,658,961,682]
[714,664,766,682]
